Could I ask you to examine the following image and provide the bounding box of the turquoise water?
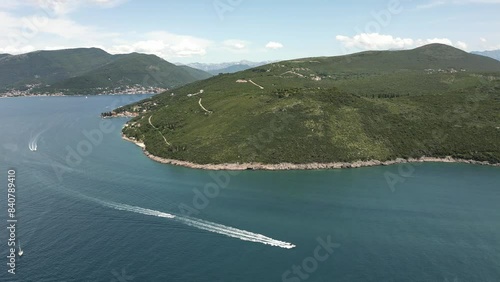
[0,95,499,282]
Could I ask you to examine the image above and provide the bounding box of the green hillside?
[178,65,214,81]
[0,48,212,95]
[118,44,500,166]
[317,44,500,73]
[41,53,212,94]
[0,48,114,90]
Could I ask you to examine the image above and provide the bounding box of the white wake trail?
[29,129,45,151]
[177,216,296,249]
[99,200,176,219]
[89,197,295,249]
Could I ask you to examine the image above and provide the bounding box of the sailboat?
[18,242,23,257]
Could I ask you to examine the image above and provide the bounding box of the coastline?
[122,134,500,170]
[0,92,157,99]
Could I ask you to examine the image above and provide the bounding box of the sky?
[0,0,499,64]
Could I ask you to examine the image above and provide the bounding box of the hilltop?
[117,44,500,168]
[0,48,113,88]
[0,48,212,96]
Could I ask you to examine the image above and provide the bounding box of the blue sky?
[1,0,499,63]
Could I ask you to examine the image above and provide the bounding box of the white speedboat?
[18,242,23,257]
[29,141,37,151]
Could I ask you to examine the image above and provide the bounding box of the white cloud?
[455,41,468,50]
[336,33,468,51]
[336,34,414,50]
[27,0,127,15]
[417,38,454,46]
[265,41,284,50]
[223,39,249,51]
[477,37,500,51]
[0,11,21,32]
[417,0,500,9]
[0,7,212,60]
[452,0,500,3]
[416,1,446,9]
[0,45,36,54]
[107,31,213,58]
[34,17,112,40]
[0,9,121,54]
[88,0,126,6]
[0,2,22,10]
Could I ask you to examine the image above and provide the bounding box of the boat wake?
[91,198,295,249]
[97,199,176,219]
[176,216,296,249]
[29,130,45,152]
[23,167,296,249]
[28,140,37,151]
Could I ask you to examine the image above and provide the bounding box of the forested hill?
[118,44,500,166]
[0,48,212,95]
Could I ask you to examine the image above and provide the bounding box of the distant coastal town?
[0,84,167,98]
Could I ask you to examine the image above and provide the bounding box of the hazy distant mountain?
[471,50,500,61]
[206,64,254,75]
[178,65,215,80]
[186,61,273,74]
[0,48,212,95]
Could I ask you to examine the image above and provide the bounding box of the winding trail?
[280,70,305,78]
[187,89,204,97]
[149,115,171,146]
[198,98,212,114]
[248,79,264,90]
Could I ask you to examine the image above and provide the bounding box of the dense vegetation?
[118,44,500,165]
[39,53,212,94]
[0,48,211,94]
[0,48,113,90]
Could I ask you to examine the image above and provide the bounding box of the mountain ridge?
[472,50,500,61]
[0,48,212,96]
[186,60,272,71]
[0,48,114,88]
[116,44,500,168]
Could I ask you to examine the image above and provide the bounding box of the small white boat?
[18,242,23,257]
[29,141,37,152]
[29,129,46,152]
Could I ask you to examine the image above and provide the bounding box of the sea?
[0,95,499,282]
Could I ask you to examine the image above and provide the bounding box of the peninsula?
[116,44,500,169]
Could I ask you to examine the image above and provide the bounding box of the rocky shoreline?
[102,111,139,118]
[0,92,156,99]
[122,134,500,171]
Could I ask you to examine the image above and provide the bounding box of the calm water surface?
[0,95,499,282]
